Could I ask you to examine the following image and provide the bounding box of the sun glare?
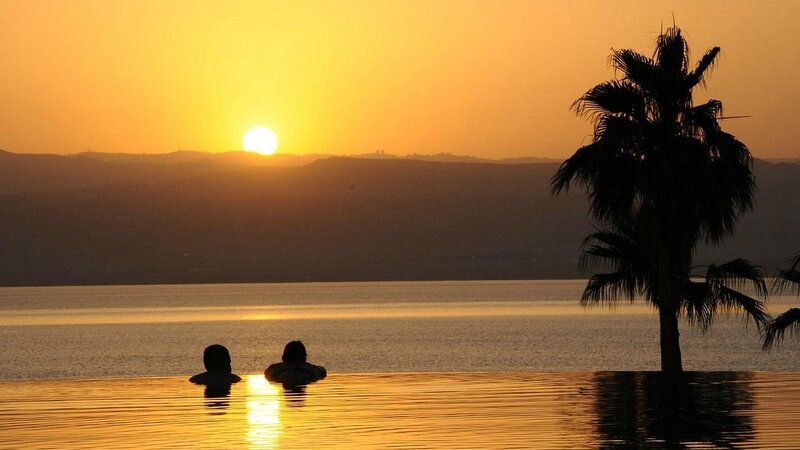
[243,126,278,155]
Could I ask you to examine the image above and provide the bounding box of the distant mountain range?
[0,149,797,286]
[0,149,559,195]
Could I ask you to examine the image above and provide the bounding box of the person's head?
[282,340,307,363]
[203,344,232,372]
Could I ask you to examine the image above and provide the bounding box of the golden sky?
[1,0,798,159]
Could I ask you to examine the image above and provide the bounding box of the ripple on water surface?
[0,372,799,449]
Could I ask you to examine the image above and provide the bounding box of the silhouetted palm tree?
[552,27,756,372]
[762,253,800,350]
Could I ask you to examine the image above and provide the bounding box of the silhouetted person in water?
[189,344,242,386]
[265,340,326,387]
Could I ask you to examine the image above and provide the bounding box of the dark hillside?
[0,155,797,286]
[0,159,590,285]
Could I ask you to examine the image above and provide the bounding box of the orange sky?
[1,0,799,159]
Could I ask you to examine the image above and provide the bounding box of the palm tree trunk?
[658,304,683,372]
[656,223,683,373]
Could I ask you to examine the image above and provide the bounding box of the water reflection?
[203,384,232,414]
[281,384,307,408]
[3,373,796,448]
[593,372,755,448]
[246,375,281,449]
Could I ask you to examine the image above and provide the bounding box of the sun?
[243,126,278,155]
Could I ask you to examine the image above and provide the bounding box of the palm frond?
[715,286,769,327]
[580,272,638,307]
[682,259,768,332]
[685,99,723,136]
[688,132,755,242]
[686,47,721,89]
[706,259,768,298]
[551,142,605,195]
[773,253,800,294]
[573,80,647,121]
[592,114,642,145]
[707,130,754,168]
[550,142,602,195]
[681,281,714,330]
[772,268,800,295]
[610,49,659,92]
[551,131,642,224]
[762,308,800,350]
[579,229,638,271]
[587,167,639,224]
[654,26,688,75]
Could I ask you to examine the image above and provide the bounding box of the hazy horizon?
[1,146,799,163]
[0,146,564,161]
[2,1,800,160]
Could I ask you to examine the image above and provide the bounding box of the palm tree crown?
[554,27,754,245]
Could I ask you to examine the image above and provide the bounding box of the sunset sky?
[1,0,799,159]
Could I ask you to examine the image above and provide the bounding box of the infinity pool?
[1,372,798,449]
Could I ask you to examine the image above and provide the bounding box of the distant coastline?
[0,150,798,287]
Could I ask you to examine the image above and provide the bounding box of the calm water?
[0,280,798,379]
[1,372,799,449]
[2,281,799,448]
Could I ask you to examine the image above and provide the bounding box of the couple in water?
[189,340,326,387]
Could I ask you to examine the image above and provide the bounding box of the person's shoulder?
[266,362,284,371]
[189,372,208,384]
[313,364,327,379]
[264,362,285,379]
[265,362,284,372]
[190,371,241,385]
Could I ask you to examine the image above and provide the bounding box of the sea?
[2,280,800,448]
[0,279,797,379]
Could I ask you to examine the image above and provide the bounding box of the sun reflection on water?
[0,373,798,448]
[246,375,281,449]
